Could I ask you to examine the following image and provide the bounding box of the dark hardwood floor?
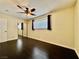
[0,36,78,59]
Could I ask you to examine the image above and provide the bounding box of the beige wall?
[74,0,79,55]
[28,7,74,48]
[7,15,18,40]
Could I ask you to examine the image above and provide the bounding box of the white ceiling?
[0,0,76,19]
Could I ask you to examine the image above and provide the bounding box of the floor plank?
[0,36,78,59]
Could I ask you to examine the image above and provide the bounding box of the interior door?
[0,19,7,43]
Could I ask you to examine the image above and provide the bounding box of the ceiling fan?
[17,5,36,16]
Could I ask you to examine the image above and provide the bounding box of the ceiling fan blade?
[17,5,25,11]
[17,5,22,9]
[31,8,36,12]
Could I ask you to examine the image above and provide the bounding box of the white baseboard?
[74,49,79,57]
[8,37,17,41]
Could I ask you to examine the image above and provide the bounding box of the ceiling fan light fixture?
[26,13,31,16]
